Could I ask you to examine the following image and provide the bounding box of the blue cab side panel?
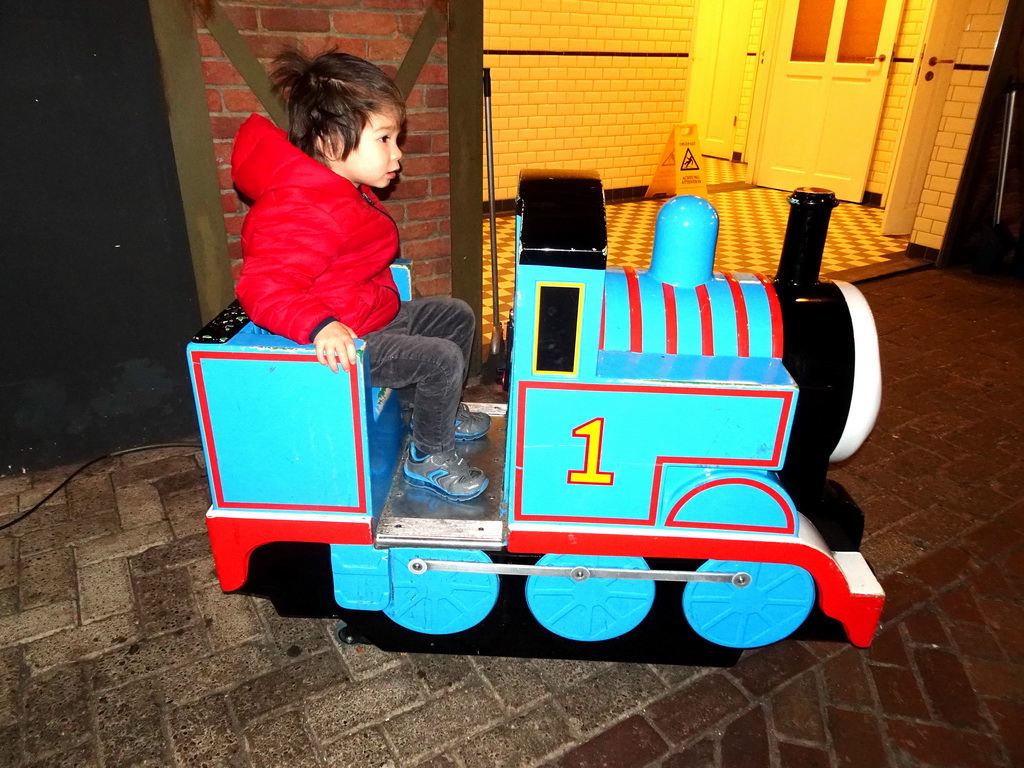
[190,338,370,513]
[188,258,413,519]
[503,262,608,506]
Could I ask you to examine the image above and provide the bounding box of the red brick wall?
[195,0,452,296]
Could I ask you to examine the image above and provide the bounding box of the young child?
[231,50,490,501]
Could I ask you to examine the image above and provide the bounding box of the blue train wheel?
[384,549,499,635]
[525,555,655,642]
[682,560,815,648]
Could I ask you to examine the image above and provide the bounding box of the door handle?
[928,57,954,66]
[864,53,887,62]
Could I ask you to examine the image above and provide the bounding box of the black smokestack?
[775,188,839,287]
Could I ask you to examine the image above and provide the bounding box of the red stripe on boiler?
[662,283,678,354]
[623,267,643,352]
[723,272,750,357]
[695,284,714,356]
[754,272,784,358]
[599,293,606,350]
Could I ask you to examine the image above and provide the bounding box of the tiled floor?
[482,158,910,339]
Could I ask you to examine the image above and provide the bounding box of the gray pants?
[363,297,475,455]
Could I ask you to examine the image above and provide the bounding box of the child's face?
[324,112,403,189]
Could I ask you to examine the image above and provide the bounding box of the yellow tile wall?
[734,0,768,160]
[868,64,911,194]
[911,0,1008,249]
[484,0,694,201]
[867,0,929,194]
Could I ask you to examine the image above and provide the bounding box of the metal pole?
[484,68,504,358]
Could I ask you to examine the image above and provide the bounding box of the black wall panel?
[1,0,202,471]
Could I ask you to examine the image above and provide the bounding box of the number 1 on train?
[567,417,615,485]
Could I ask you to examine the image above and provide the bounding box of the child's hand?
[313,321,358,373]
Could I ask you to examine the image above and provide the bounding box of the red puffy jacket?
[231,114,400,343]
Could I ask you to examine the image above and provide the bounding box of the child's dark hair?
[271,49,406,163]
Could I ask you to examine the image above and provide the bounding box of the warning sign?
[645,124,708,199]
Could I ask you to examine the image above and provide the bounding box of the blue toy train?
[187,170,884,665]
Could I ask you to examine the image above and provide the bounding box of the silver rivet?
[732,572,751,588]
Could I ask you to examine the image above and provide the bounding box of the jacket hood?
[231,114,359,202]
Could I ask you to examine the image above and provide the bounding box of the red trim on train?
[754,272,784,358]
[723,272,750,357]
[623,267,643,352]
[664,476,796,534]
[662,283,678,355]
[695,284,714,356]
[206,513,373,591]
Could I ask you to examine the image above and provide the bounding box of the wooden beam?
[204,0,288,128]
[148,0,234,322]
[447,0,484,372]
[395,0,449,100]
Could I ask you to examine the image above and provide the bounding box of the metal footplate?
[407,558,751,587]
[375,518,505,550]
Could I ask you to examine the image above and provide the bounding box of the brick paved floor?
[1,266,1022,768]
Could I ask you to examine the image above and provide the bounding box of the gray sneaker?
[403,445,489,501]
[455,403,491,441]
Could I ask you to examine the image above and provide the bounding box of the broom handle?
[484,68,500,330]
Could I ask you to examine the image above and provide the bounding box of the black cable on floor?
[0,442,203,533]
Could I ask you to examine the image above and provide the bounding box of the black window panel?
[535,286,581,373]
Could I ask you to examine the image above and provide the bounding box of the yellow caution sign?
[645,123,708,199]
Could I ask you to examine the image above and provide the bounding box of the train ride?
[187,170,884,665]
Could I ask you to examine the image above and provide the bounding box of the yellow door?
[687,0,756,160]
[754,0,904,201]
